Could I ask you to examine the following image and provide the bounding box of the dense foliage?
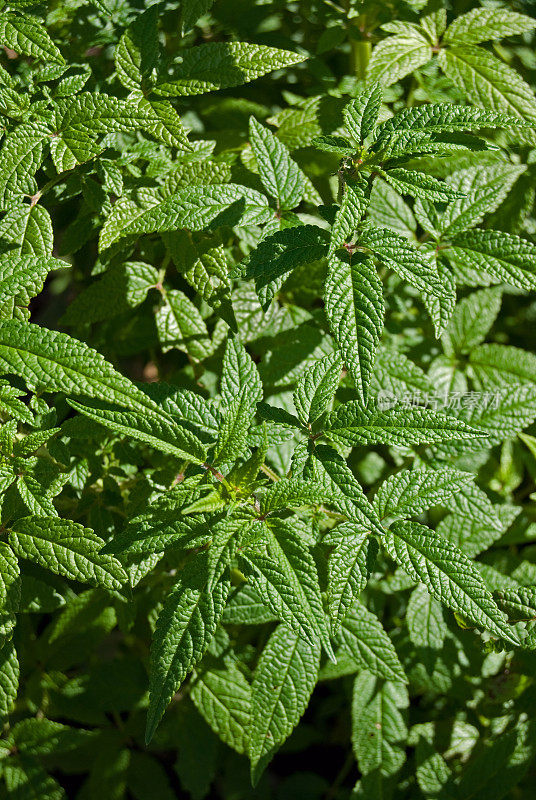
[1,0,536,797]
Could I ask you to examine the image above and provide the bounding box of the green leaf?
[293,351,342,426]
[2,755,66,800]
[368,178,417,238]
[68,398,207,464]
[243,225,328,309]
[0,123,49,211]
[191,662,251,755]
[241,520,333,658]
[375,103,535,142]
[0,320,205,462]
[248,624,320,784]
[156,289,212,360]
[494,587,536,622]
[0,320,154,411]
[337,604,407,683]
[468,343,536,388]
[445,230,536,291]
[308,445,384,535]
[455,720,536,800]
[373,467,474,523]
[100,184,271,250]
[0,256,68,316]
[0,541,20,614]
[359,226,445,298]
[343,84,382,143]
[382,168,465,203]
[311,135,355,155]
[438,483,504,559]
[419,9,447,43]
[383,520,519,645]
[352,671,408,778]
[438,46,536,123]
[327,523,378,633]
[127,752,176,800]
[222,582,277,625]
[441,287,502,357]
[146,556,229,743]
[0,12,64,63]
[415,738,455,799]
[444,8,536,47]
[9,718,95,756]
[454,384,536,444]
[139,98,192,151]
[154,42,306,96]
[325,253,383,403]
[366,33,432,86]
[181,0,215,32]
[178,242,235,328]
[102,484,213,556]
[325,401,482,448]
[0,202,53,258]
[249,116,305,210]
[60,262,159,325]
[115,6,159,91]
[50,93,170,169]
[260,477,325,514]
[406,584,447,650]
[0,639,18,720]
[221,336,262,410]
[212,386,253,466]
[8,517,128,590]
[329,177,370,256]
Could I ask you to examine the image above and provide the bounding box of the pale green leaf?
[325,401,482,448]
[212,386,253,466]
[468,343,536,389]
[242,520,333,658]
[68,398,207,464]
[0,541,20,616]
[307,445,384,535]
[99,184,272,250]
[0,123,49,211]
[220,336,262,410]
[446,230,536,291]
[359,226,445,298]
